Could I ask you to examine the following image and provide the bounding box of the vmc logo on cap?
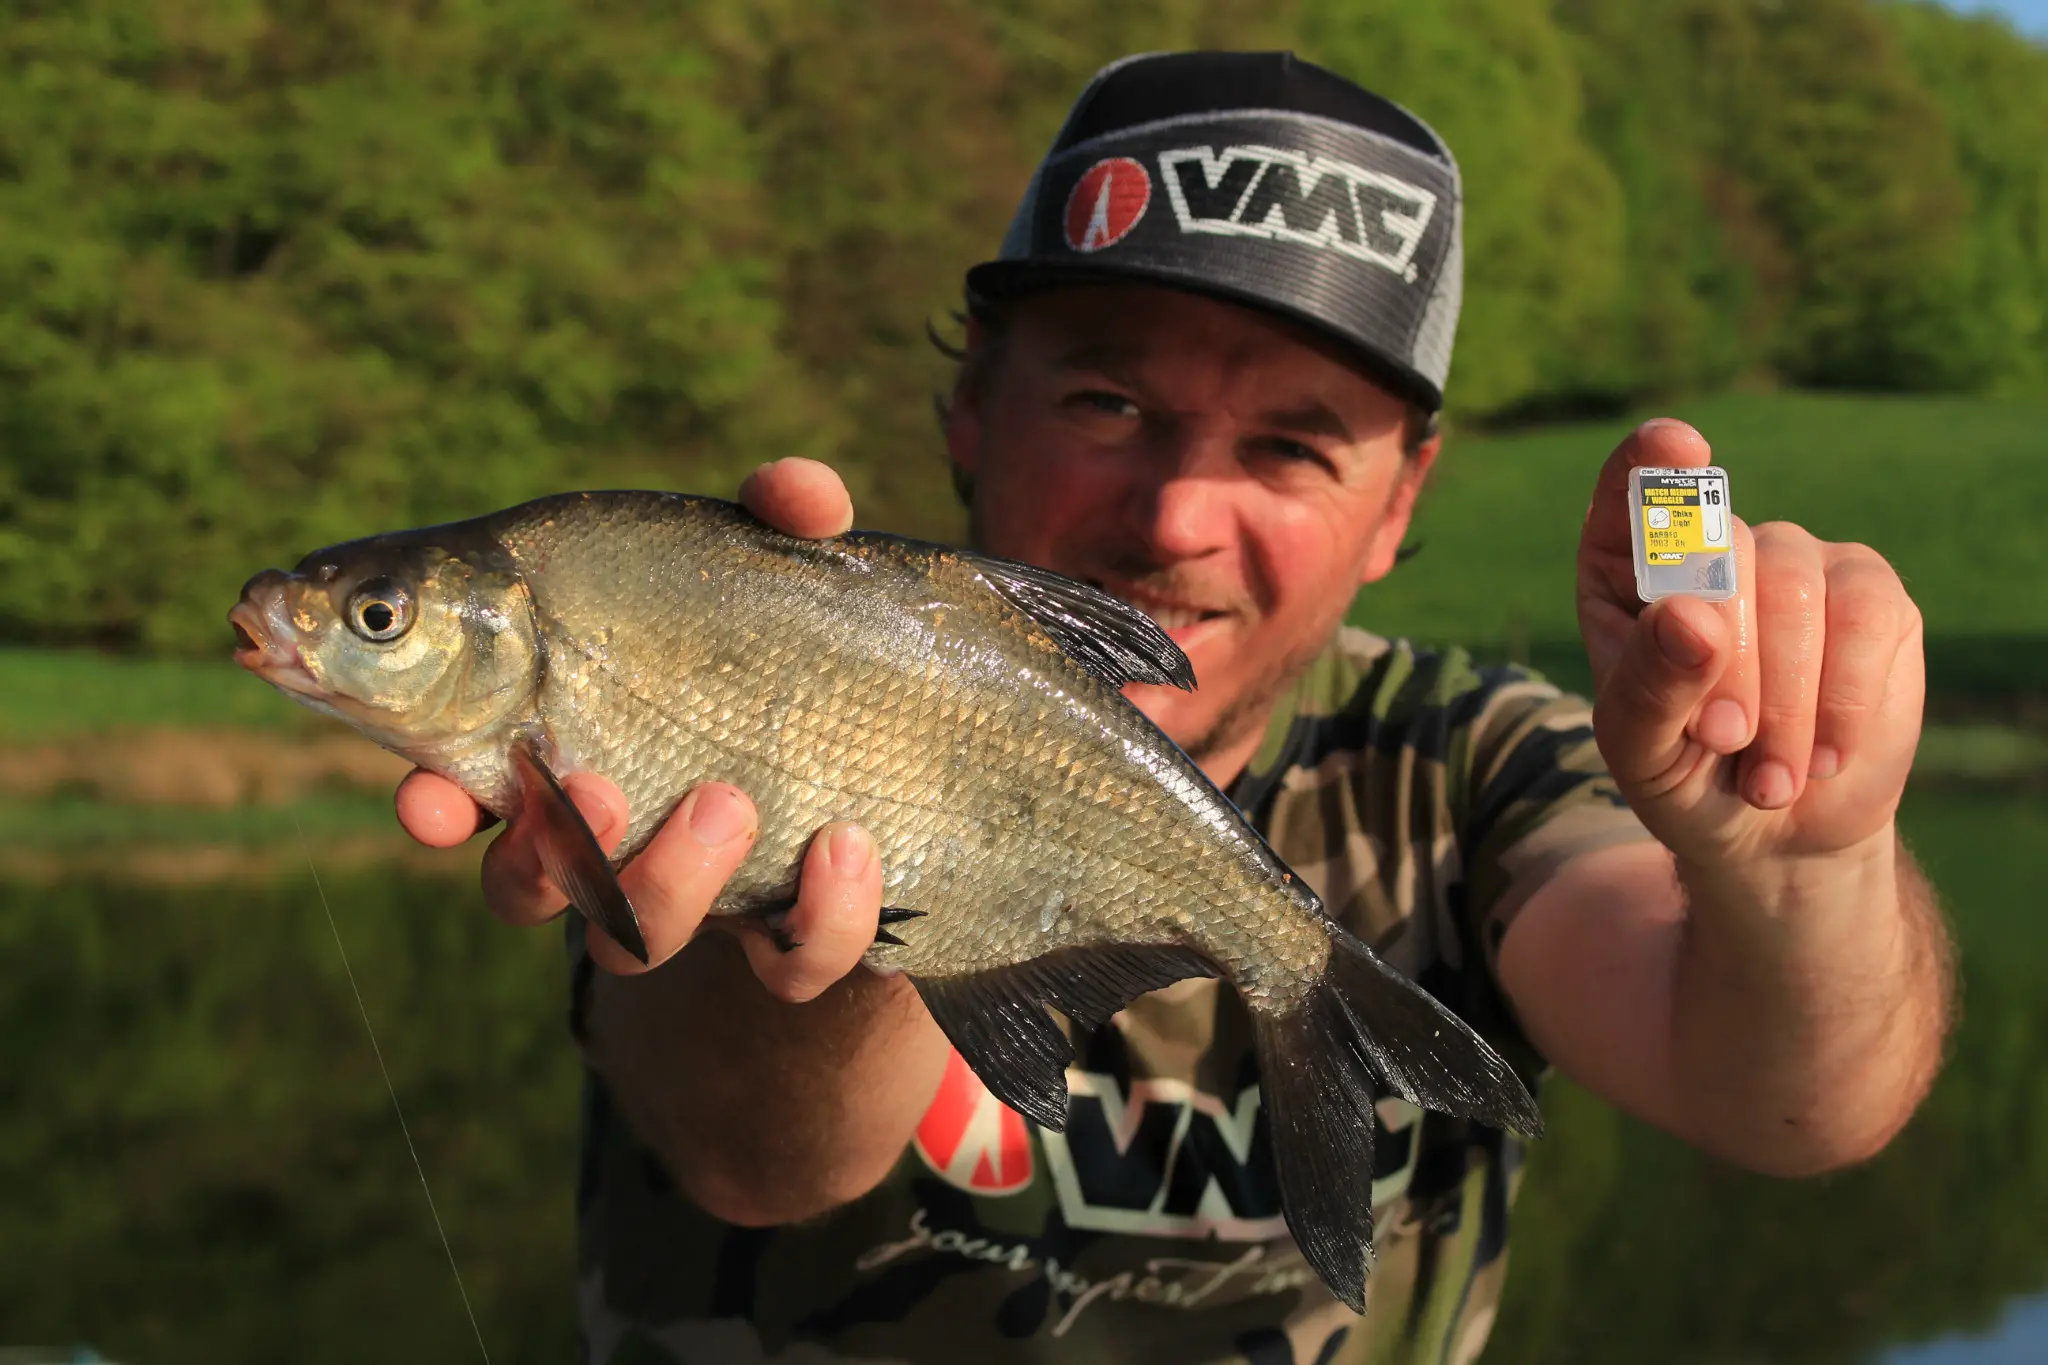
[966,52,1468,413]
[1157,145,1436,281]
[1063,157,1152,253]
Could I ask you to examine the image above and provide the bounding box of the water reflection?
[0,862,580,1365]
[0,786,2039,1363]
[1879,1291,2048,1364]
[1486,786,2048,1365]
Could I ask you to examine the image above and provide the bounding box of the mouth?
[1090,580,1232,636]
[229,588,324,697]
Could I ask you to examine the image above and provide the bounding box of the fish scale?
[229,487,1544,1314]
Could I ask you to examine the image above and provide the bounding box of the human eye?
[1251,435,1336,474]
[1062,388,1140,418]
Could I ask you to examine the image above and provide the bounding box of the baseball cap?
[966,51,1463,412]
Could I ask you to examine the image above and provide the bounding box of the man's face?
[946,284,1439,775]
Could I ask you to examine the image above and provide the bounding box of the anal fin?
[511,738,648,965]
[1018,942,1218,1031]
[910,971,1072,1130]
[909,941,1219,1132]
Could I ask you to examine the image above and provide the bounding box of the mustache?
[1079,556,1257,619]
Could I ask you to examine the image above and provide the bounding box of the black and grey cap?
[967,51,1463,412]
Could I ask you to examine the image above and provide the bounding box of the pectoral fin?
[874,906,926,947]
[510,739,649,965]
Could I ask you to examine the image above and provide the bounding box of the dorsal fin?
[961,551,1196,692]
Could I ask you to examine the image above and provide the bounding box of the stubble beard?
[1177,625,1332,766]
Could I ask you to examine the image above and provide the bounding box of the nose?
[1118,435,1236,563]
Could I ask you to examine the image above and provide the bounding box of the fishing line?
[293,814,494,1365]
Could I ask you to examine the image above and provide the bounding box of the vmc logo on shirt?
[914,1050,1036,1196]
[1040,1067,1424,1241]
[1156,144,1438,281]
[914,1044,1425,1232]
[1039,1069,1288,1241]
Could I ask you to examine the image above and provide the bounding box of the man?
[397,52,1950,1364]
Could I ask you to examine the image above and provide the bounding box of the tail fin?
[1250,928,1542,1313]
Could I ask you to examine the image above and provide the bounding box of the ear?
[944,315,991,480]
[1358,434,1441,586]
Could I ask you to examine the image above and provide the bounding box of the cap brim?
[964,258,1443,413]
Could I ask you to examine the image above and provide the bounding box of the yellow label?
[1633,467,1735,599]
[1642,493,1706,564]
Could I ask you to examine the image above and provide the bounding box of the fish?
[228,489,1542,1311]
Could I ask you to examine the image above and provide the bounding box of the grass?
[1912,723,2048,782]
[2,392,2043,740]
[0,792,400,850]
[1353,390,2048,702]
[0,647,318,742]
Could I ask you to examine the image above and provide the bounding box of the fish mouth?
[229,577,323,698]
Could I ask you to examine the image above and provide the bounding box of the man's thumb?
[1593,597,1731,790]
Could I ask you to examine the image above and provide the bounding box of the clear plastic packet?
[1629,465,1737,603]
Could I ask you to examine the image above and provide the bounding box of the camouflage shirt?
[571,628,1650,1365]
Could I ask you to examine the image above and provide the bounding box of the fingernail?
[686,786,752,847]
[1747,759,1796,810]
[1809,745,1841,780]
[1654,610,1713,670]
[1697,698,1749,752]
[829,824,872,876]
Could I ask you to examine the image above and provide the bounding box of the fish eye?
[346,578,415,643]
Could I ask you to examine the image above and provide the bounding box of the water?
[1879,1291,2048,1364]
[0,784,2041,1364]
[0,858,582,1364]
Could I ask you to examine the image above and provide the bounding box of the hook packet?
[1629,466,1737,603]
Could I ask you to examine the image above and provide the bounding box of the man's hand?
[1576,419,1925,867]
[392,457,883,1002]
[1497,417,1949,1177]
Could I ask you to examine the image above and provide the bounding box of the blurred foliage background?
[1,0,2045,653]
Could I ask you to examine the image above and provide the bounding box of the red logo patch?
[1063,156,1151,253]
[913,1049,1035,1196]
